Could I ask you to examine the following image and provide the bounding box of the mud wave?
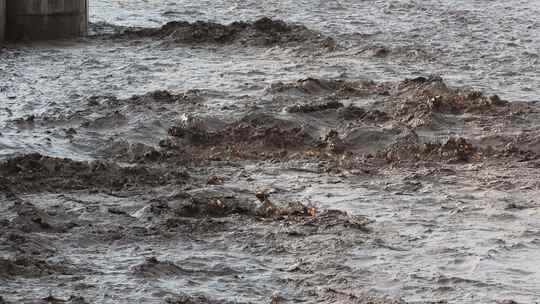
[103,17,336,50]
[0,153,189,192]
[1,75,537,303]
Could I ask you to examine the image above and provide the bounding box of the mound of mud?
[111,17,335,49]
[285,100,344,113]
[0,229,57,256]
[316,288,405,304]
[379,134,482,163]
[38,89,203,132]
[397,76,507,112]
[137,188,372,237]
[20,295,89,304]
[134,186,256,221]
[167,112,317,158]
[269,78,377,97]
[0,257,75,279]
[266,78,391,121]
[254,192,372,232]
[131,257,188,278]
[165,292,230,304]
[418,137,477,161]
[388,76,514,128]
[179,187,256,217]
[256,196,315,218]
[294,209,372,231]
[86,90,203,107]
[0,153,189,193]
[9,201,76,233]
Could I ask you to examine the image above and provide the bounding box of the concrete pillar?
[6,0,88,41]
[0,0,5,43]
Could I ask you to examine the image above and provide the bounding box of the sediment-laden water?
[1,1,540,303]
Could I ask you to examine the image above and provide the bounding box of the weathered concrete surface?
[6,0,88,41]
[0,0,5,43]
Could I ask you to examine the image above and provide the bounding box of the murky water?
[88,0,540,100]
[1,1,540,304]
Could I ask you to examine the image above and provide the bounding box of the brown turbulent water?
[1,1,540,303]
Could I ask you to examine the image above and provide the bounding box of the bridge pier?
[0,0,5,43]
[4,0,88,42]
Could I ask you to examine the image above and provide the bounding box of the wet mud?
[3,72,540,303]
[2,3,540,304]
[102,17,335,50]
[0,153,189,192]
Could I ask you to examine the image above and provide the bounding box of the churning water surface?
[1,1,540,303]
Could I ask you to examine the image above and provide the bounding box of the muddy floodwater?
[1,1,540,303]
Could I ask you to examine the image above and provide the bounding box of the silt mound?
[110,17,336,49]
